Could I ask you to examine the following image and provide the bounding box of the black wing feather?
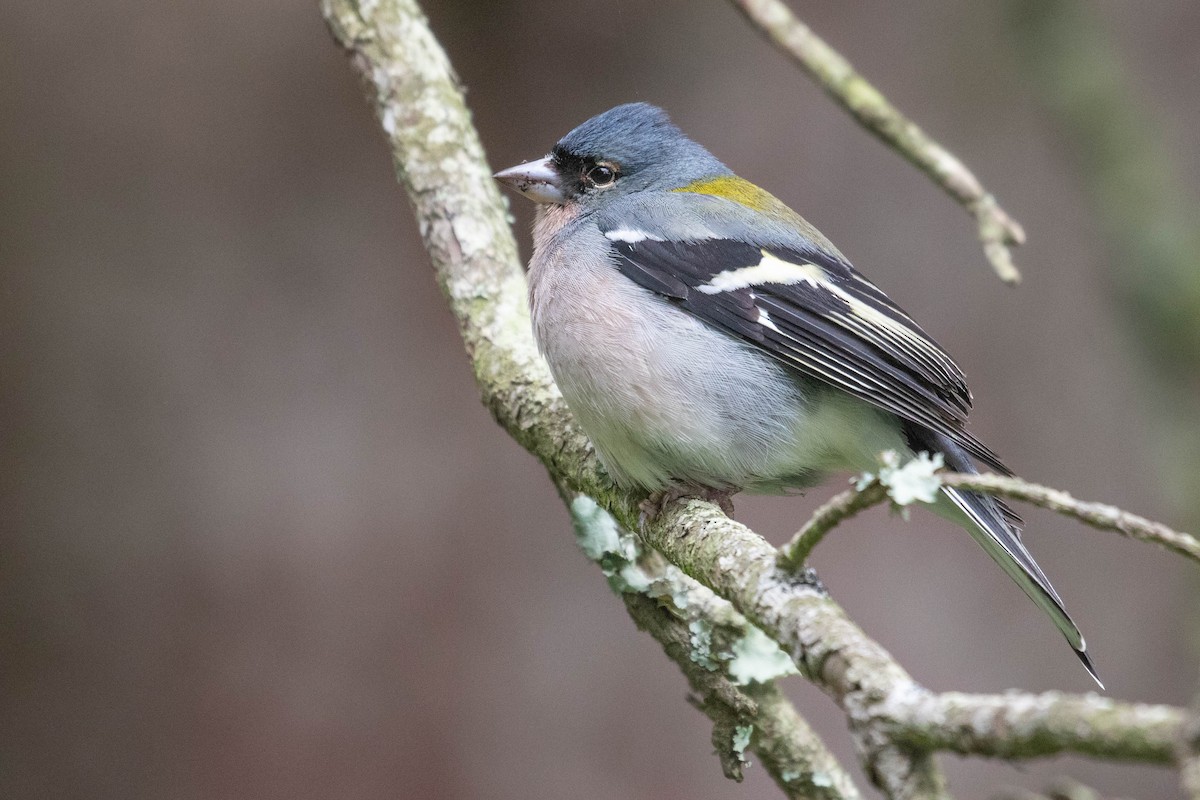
[607,234,1009,474]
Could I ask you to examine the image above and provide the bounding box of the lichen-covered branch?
[640,498,951,799]
[881,690,1185,764]
[568,494,859,799]
[780,451,948,569]
[728,0,1025,283]
[321,1,1192,797]
[320,0,607,506]
[320,0,862,794]
[783,461,1200,570]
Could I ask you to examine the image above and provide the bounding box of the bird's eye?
[585,163,618,188]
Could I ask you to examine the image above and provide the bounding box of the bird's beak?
[494,156,564,205]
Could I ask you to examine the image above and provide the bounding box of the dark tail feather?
[904,424,1102,688]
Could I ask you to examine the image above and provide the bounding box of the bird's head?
[494,102,730,210]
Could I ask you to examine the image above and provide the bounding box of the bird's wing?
[598,212,1009,473]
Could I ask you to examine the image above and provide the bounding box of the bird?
[494,102,1099,686]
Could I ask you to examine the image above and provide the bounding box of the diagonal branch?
[728,0,1025,283]
[320,0,862,794]
[779,478,888,569]
[639,498,951,799]
[567,492,860,799]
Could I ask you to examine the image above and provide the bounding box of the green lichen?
[570,495,653,594]
[670,582,691,609]
[727,625,799,685]
[688,619,719,670]
[858,450,945,510]
[732,724,754,760]
[571,495,622,559]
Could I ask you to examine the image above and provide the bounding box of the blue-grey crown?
[554,103,730,190]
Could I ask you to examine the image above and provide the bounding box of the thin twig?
[779,479,888,569]
[728,0,1025,283]
[780,464,1199,569]
[939,472,1200,566]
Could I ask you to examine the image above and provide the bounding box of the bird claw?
[639,486,735,530]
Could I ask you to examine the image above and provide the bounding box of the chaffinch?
[495,102,1098,685]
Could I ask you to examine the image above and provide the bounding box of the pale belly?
[528,223,905,492]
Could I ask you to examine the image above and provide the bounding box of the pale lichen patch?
[858,450,944,508]
[571,495,622,559]
[731,724,754,760]
[728,625,800,685]
[688,619,719,670]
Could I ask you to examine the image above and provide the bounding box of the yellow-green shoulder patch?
[673,175,845,259]
[672,176,780,212]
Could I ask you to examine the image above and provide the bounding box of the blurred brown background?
[3,2,1198,798]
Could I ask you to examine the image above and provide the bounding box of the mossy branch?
[320,1,1196,797]
[567,491,859,798]
[883,690,1185,764]
[728,0,1025,283]
[779,478,888,569]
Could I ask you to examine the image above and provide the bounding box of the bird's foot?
[639,486,735,529]
[706,488,735,517]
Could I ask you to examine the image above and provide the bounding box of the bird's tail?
[904,425,1102,688]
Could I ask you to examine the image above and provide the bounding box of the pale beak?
[494,156,564,204]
